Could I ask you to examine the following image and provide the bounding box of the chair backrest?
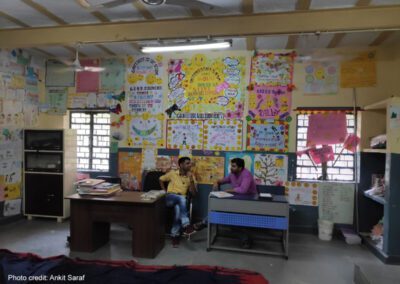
[142,170,166,192]
[96,175,122,185]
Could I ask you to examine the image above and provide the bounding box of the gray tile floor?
[0,219,389,284]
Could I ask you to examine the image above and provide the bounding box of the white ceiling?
[0,0,399,58]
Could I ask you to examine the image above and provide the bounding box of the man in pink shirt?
[213,158,257,195]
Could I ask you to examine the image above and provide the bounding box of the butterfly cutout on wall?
[106,91,125,102]
[109,103,122,114]
[111,115,125,128]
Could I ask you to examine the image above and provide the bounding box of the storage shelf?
[363,148,387,154]
[363,191,386,205]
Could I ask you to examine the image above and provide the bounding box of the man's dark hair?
[178,156,191,165]
[231,158,245,169]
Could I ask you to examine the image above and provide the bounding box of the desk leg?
[70,201,110,252]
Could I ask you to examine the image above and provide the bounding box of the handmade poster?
[306,113,347,147]
[127,55,163,115]
[318,182,354,224]
[285,181,318,206]
[247,120,289,152]
[248,86,291,119]
[3,100,23,115]
[225,152,254,175]
[254,154,287,186]
[304,61,339,94]
[156,155,174,172]
[309,145,335,164]
[26,66,38,87]
[118,151,142,190]
[341,51,376,88]
[76,59,100,93]
[45,87,67,115]
[45,59,75,87]
[67,93,112,109]
[389,106,400,129]
[9,75,25,89]
[250,52,294,86]
[191,156,225,185]
[167,55,246,118]
[203,120,243,151]
[68,93,89,109]
[3,198,21,216]
[4,183,21,200]
[166,120,203,150]
[343,134,360,152]
[100,58,125,91]
[128,115,163,147]
[141,147,157,171]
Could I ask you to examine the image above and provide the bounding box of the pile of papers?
[75,178,122,196]
[141,190,166,201]
[341,227,362,245]
[210,191,234,198]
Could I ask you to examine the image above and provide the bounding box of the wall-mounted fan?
[77,0,219,11]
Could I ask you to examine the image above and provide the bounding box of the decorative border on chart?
[246,119,289,152]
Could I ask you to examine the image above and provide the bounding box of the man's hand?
[224,189,235,193]
[212,181,219,191]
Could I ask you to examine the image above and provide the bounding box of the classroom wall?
[34,45,400,231]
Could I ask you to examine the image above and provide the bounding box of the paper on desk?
[210,191,234,198]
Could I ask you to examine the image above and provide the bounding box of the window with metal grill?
[296,113,355,181]
[70,111,110,171]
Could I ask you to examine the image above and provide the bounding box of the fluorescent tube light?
[141,41,231,53]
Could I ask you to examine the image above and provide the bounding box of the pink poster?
[76,59,100,93]
[306,113,348,147]
[343,134,360,152]
[248,86,291,119]
[309,146,335,164]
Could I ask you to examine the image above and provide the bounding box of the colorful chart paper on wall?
[389,106,400,129]
[309,145,335,164]
[167,55,246,118]
[285,181,318,206]
[318,182,354,224]
[100,58,125,91]
[304,61,338,94]
[156,155,174,172]
[167,120,203,149]
[192,156,225,184]
[250,52,294,86]
[118,151,142,190]
[127,55,163,115]
[247,120,289,152]
[0,176,4,202]
[306,113,347,147]
[248,86,291,119]
[141,147,157,171]
[204,120,243,151]
[3,198,21,216]
[9,75,25,89]
[128,115,163,147]
[76,59,100,93]
[45,59,75,87]
[4,183,20,200]
[225,152,254,175]
[341,51,376,88]
[45,87,67,115]
[254,154,287,186]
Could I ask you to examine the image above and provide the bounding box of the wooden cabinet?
[357,97,400,263]
[23,129,76,222]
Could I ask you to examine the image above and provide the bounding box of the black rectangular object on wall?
[25,173,63,216]
[24,130,63,151]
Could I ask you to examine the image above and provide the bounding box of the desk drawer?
[209,211,288,230]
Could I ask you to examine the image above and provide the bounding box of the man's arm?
[212,175,231,190]
[159,172,171,191]
[231,173,252,194]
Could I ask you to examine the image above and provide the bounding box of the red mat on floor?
[0,249,268,284]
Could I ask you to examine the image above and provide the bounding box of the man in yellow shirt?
[159,156,197,247]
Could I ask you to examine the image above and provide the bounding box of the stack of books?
[75,178,122,196]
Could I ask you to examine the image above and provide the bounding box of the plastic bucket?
[318,219,334,241]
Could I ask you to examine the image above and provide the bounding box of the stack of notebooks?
[75,178,122,196]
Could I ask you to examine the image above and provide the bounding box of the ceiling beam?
[132,1,155,20]
[0,11,30,27]
[96,44,116,55]
[91,11,111,22]
[286,0,311,49]
[369,31,395,46]
[21,0,67,25]
[242,0,255,50]
[31,48,55,57]
[190,8,204,17]
[326,0,372,48]
[1,6,399,48]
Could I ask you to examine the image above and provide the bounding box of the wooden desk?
[66,191,165,258]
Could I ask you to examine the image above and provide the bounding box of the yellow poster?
[4,183,21,200]
[340,51,376,88]
[118,151,142,190]
[192,156,225,185]
[9,75,25,89]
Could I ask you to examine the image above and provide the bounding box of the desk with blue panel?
[207,193,289,259]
